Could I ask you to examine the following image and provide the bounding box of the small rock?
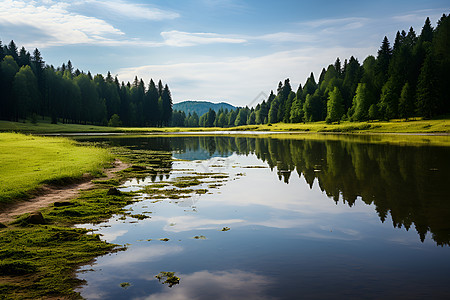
[26,212,46,225]
[107,187,122,196]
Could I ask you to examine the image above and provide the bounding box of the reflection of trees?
[176,136,450,246]
[82,135,450,246]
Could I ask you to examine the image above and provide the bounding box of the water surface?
[75,135,450,299]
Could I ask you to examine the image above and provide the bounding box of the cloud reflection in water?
[135,270,274,300]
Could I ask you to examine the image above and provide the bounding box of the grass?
[0,133,113,204]
[0,144,173,299]
[0,188,137,299]
[226,118,450,133]
[1,116,449,134]
[0,225,117,299]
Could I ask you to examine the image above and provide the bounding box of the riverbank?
[0,136,174,299]
[1,117,449,134]
[0,133,113,205]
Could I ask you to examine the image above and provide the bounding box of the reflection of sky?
[134,270,274,300]
[77,152,450,299]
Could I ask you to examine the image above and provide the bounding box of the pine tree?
[420,17,433,43]
[375,36,392,89]
[416,52,439,118]
[326,87,344,123]
[398,82,415,120]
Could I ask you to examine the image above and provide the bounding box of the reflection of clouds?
[299,226,362,241]
[252,217,314,229]
[153,215,244,233]
[101,245,183,267]
[100,229,129,242]
[135,270,274,300]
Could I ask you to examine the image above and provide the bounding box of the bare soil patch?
[0,160,130,224]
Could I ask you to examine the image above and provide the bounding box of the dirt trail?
[0,160,130,224]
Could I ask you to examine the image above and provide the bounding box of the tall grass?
[0,133,113,203]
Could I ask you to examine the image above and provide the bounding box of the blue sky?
[0,0,448,106]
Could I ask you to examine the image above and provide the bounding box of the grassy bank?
[0,145,174,299]
[0,133,113,204]
[1,117,449,134]
[0,188,136,299]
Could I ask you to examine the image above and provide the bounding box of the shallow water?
[75,135,450,299]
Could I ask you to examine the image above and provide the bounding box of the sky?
[0,0,448,107]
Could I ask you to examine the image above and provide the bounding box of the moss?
[43,189,137,225]
[91,178,120,186]
[130,214,151,220]
[0,226,117,299]
[173,178,202,188]
[155,271,180,287]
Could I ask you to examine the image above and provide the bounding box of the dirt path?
[0,160,130,224]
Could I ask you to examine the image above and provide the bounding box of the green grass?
[226,118,450,133]
[1,117,449,134]
[0,133,113,204]
[0,145,170,299]
[0,225,117,299]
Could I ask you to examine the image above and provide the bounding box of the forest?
[0,15,449,128]
[172,15,450,127]
[0,43,173,127]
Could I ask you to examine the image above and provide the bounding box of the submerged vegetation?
[0,135,233,299]
[155,271,180,288]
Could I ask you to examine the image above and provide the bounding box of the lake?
[74,134,450,300]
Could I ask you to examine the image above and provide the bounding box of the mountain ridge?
[173,100,236,116]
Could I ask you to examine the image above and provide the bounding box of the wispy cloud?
[75,0,180,21]
[301,17,370,29]
[117,46,376,105]
[160,31,247,47]
[0,0,124,47]
[0,0,179,48]
[391,8,446,25]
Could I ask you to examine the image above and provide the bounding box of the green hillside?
[173,100,236,116]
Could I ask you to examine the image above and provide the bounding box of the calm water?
[75,135,450,300]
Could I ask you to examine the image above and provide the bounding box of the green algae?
[155,271,180,287]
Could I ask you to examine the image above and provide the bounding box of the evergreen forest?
[1,15,449,128]
[174,15,450,127]
[0,43,173,127]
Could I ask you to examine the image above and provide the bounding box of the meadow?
[1,117,449,134]
[0,133,113,203]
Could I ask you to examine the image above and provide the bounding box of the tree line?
[0,42,173,126]
[172,15,449,127]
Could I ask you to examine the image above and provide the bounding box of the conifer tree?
[416,52,439,118]
[326,87,344,123]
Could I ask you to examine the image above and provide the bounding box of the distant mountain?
[173,101,236,116]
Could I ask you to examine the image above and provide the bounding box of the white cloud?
[0,0,179,48]
[116,46,376,106]
[301,17,370,29]
[0,0,124,47]
[160,31,247,47]
[76,0,180,21]
[391,8,446,25]
[254,32,314,43]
